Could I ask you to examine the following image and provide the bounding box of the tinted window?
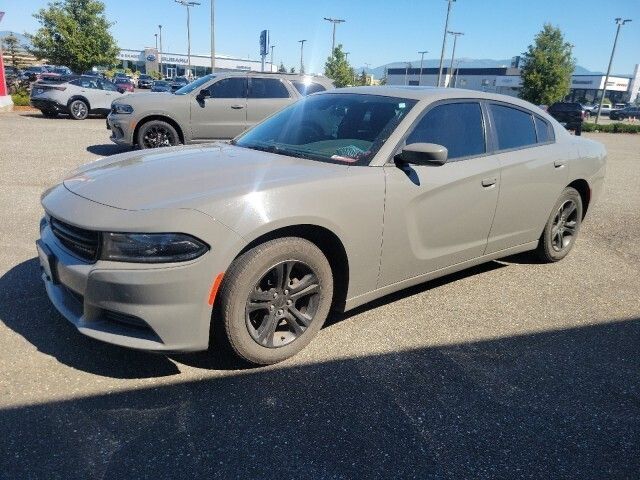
[208,77,246,98]
[291,81,327,96]
[534,117,553,143]
[490,104,537,150]
[406,102,485,160]
[71,78,99,89]
[249,78,290,98]
[100,80,119,91]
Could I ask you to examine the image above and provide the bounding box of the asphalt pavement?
[0,112,638,479]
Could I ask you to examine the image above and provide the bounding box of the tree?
[289,66,296,74]
[278,62,286,73]
[519,24,575,105]
[358,69,368,86]
[324,44,353,87]
[28,0,119,73]
[2,34,21,68]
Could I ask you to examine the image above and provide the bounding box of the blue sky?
[2,0,639,74]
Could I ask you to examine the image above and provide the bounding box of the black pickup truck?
[547,102,586,135]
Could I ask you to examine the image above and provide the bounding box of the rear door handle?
[231,105,245,109]
[554,160,566,168]
[481,177,497,187]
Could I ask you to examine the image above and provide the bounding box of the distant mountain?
[359,58,602,78]
[0,31,32,50]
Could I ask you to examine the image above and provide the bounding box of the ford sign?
[146,54,156,62]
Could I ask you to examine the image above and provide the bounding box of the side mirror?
[196,88,210,101]
[397,143,448,165]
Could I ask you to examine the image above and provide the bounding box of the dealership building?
[387,63,640,104]
[116,48,276,78]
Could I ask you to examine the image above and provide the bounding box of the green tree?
[289,66,296,73]
[358,69,368,86]
[2,34,21,68]
[324,44,354,87]
[28,0,119,73]
[278,62,286,73]
[519,24,575,105]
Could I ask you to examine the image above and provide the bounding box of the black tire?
[137,120,180,149]
[41,109,58,118]
[68,99,89,120]
[536,187,583,263]
[216,237,334,365]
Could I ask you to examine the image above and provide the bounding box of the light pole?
[270,45,275,71]
[418,50,428,85]
[437,0,456,87]
[154,33,158,50]
[404,62,412,85]
[175,0,200,78]
[210,0,215,73]
[158,25,163,76]
[345,52,350,61]
[595,17,632,125]
[323,17,345,57]
[298,39,306,74]
[447,31,463,87]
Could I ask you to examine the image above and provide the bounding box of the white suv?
[30,75,128,120]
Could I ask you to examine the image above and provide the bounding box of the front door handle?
[231,105,245,109]
[554,160,566,168]
[481,177,497,187]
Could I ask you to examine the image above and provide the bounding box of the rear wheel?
[216,237,333,365]
[69,99,89,120]
[536,187,583,262]
[137,120,180,149]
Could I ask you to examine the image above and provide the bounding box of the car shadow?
[1,315,638,479]
[0,258,506,376]
[86,144,132,157]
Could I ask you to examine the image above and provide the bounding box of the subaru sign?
[146,54,156,62]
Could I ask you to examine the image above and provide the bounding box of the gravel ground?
[0,113,639,479]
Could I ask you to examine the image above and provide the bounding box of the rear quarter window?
[534,117,555,143]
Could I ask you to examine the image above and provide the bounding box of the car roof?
[321,86,546,110]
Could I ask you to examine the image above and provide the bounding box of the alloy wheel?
[551,199,579,252]
[71,101,87,119]
[143,125,175,148]
[245,260,321,348]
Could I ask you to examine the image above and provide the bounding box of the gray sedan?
[37,87,606,364]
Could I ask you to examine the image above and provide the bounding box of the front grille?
[50,217,101,262]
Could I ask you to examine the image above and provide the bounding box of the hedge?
[582,122,640,134]
[11,89,30,107]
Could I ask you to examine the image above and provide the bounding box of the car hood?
[63,143,346,214]
[117,91,182,104]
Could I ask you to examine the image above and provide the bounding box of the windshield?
[174,74,214,95]
[233,93,417,166]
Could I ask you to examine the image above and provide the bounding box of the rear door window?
[71,78,99,89]
[406,102,486,160]
[208,77,247,98]
[489,104,537,150]
[291,80,327,96]
[248,78,290,98]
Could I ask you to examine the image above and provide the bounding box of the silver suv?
[30,75,127,119]
[107,72,334,148]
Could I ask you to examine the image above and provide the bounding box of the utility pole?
[270,45,275,72]
[210,0,215,73]
[595,17,632,125]
[323,17,345,57]
[175,0,200,78]
[158,25,163,76]
[418,50,428,86]
[298,39,306,74]
[437,0,456,87]
[447,31,463,87]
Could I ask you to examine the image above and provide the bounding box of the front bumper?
[107,113,136,146]
[38,186,245,352]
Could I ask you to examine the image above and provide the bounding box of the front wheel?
[536,187,583,262]
[216,237,334,365]
[137,120,180,149]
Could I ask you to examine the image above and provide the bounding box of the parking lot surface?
[1,112,639,479]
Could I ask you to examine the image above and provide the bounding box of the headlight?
[112,103,133,114]
[101,233,208,263]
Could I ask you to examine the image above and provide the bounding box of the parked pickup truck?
[547,102,586,135]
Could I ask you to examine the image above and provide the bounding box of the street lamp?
[154,33,158,50]
[418,50,428,86]
[298,39,307,74]
[437,0,456,87]
[595,17,632,125]
[447,31,463,87]
[270,45,276,71]
[175,0,200,78]
[158,25,163,75]
[323,17,345,57]
[345,52,350,61]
